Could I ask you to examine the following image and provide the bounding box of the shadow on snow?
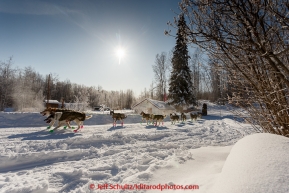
[7,129,80,140]
[107,126,126,131]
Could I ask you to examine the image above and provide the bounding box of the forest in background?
[0,50,224,112]
[0,57,135,111]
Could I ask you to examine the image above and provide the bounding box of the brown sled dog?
[46,111,92,132]
[190,113,198,121]
[180,113,187,122]
[110,110,127,127]
[197,112,202,119]
[140,111,152,125]
[40,108,92,132]
[151,114,166,126]
[40,108,74,128]
[170,113,179,125]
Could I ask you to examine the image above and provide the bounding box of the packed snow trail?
[0,104,255,192]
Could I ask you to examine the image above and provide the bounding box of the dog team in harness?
[140,111,202,126]
[40,106,203,133]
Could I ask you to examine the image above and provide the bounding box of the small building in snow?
[44,100,60,108]
[132,98,175,115]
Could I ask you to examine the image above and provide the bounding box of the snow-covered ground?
[0,102,287,193]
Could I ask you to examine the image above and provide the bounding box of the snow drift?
[210,133,289,193]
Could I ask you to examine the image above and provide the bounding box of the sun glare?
[116,47,125,64]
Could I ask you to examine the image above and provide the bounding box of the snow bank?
[210,133,289,193]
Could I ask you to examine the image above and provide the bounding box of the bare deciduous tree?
[170,0,289,136]
[152,52,169,101]
[0,57,15,111]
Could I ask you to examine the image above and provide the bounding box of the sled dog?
[197,112,202,119]
[151,114,166,126]
[40,108,75,128]
[170,113,179,124]
[190,113,198,121]
[140,111,152,125]
[110,110,127,127]
[40,108,92,131]
[180,113,187,122]
[46,111,92,132]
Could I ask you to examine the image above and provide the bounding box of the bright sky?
[0,0,182,96]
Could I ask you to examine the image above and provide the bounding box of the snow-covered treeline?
[0,58,137,111]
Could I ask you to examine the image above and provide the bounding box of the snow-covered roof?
[44,100,59,104]
[132,98,175,111]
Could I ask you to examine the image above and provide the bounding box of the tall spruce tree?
[168,14,196,107]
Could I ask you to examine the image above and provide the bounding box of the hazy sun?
[116,47,125,64]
